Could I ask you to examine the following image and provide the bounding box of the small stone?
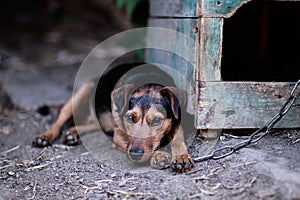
[8,171,15,176]
[111,172,118,178]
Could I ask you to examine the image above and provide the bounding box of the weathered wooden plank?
[150,0,254,18]
[197,82,300,129]
[146,18,225,118]
[146,18,199,114]
[200,0,252,18]
[146,18,197,84]
[198,17,223,81]
[147,18,224,82]
[196,17,224,136]
[149,0,197,17]
[150,0,300,18]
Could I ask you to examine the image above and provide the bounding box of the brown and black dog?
[32,62,194,172]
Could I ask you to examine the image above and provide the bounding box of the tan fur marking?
[37,83,93,143]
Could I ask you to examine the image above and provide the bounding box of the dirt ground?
[1,4,300,200]
[1,105,300,200]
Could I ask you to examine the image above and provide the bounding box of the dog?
[32,62,194,172]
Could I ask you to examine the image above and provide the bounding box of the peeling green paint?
[201,0,252,18]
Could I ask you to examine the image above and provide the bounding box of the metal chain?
[193,80,300,163]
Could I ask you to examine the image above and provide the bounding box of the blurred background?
[0,0,299,87]
[0,0,149,112]
[0,0,148,72]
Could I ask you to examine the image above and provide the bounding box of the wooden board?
[146,18,198,85]
[146,18,224,81]
[200,0,252,18]
[150,0,300,18]
[197,82,300,129]
[150,0,252,18]
[146,18,199,114]
[198,17,223,81]
[150,0,197,17]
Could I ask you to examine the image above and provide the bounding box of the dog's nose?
[129,148,144,161]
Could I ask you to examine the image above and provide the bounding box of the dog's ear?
[160,87,186,120]
[111,84,134,114]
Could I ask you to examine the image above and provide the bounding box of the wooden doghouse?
[146,0,300,135]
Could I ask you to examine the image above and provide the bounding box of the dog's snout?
[129,148,144,161]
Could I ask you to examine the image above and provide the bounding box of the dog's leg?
[32,83,93,147]
[170,126,194,172]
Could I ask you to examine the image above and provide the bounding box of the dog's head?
[111,83,186,162]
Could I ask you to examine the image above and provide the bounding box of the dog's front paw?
[150,151,171,170]
[32,135,51,148]
[171,154,194,173]
[63,130,80,146]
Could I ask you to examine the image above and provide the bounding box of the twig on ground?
[292,138,300,144]
[35,147,47,160]
[0,126,12,134]
[231,161,256,168]
[95,179,113,184]
[199,188,218,196]
[80,185,104,195]
[220,176,257,191]
[189,193,202,199]
[106,189,153,198]
[80,152,90,156]
[0,164,14,170]
[193,167,223,181]
[193,174,210,181]
[25,163,50,171]
[222,133,249,139]
[186,168,203,175]
[27,181,38,200]
[0,145,20,155]
[52,144,74,150]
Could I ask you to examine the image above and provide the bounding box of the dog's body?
[33,62,194,172]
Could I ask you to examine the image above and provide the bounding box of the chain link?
[193,80,300,163]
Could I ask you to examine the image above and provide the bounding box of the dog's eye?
[126,114,135,123]
[151,118,163,126]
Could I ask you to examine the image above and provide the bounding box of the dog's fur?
[33,62,194,172]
